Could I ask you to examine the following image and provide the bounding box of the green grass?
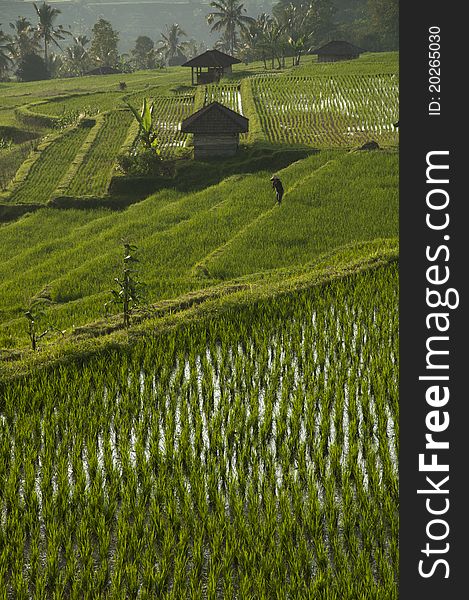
[0,51,399,599]
[7,126,90,204]
[250,73,399,148]
[208,149,398,277]
[0,140,37,191]
[0,261,398,598]
[27,91,128,117]
[293,51,399,75]
[150,93,195,158]
[0,51,398,207]
[0,51,399,351]
[0,148,397,349]
[65,110,134,197]
[0,68,196,151]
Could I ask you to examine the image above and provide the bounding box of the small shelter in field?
[182,49,241,85]
[180,101,248,159]
[310,40,366,62]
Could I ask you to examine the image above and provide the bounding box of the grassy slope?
[0,149,397,349]
[1,52,398,205]
[0,238,398,382]
[208,149,398,277]
[8,126,91,204]
[0,52,398,361]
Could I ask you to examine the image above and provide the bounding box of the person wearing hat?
[270,175,284,205]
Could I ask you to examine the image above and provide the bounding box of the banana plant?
[25,309,48,351]
[126,97,160,152]
[24,295,65,351]
[105,241,147,328]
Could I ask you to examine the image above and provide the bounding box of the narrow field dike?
[0,263,399,599]
[9,126,90,205]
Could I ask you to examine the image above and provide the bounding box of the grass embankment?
[0,236,398,381]
[0,149,397,350]
[207,149,398,277]
[6,126,91,204]
[0,261,398,598]
[65,110,134,197]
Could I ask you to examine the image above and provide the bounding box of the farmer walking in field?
[270,176,284,205]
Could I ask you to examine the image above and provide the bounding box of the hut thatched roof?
[180,102,248,134]
[182,49,242,68]
[310,40,366,56]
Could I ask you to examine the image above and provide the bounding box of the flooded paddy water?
[0,262,399,597]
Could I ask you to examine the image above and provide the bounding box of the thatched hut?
[180,101,248,159]
[310,41,366,62]
[182,50,241,85]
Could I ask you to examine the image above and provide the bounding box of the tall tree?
[206,0,255,56]
[251,13,275,68]
[131,35,157,70]
[214,30,233,55]
[0,26,14,79]
[277,3,315,65]
[273,0,335,46]
[62,35,91,76]
[184,38,207,60]
[33,2,70,67]
[368,0,398,49]
[9,17,40,63]
[262,18,285,69]
[47,51,63,78]
[16,53,49,81]
[89,18,119,68]
[157,24,187,64]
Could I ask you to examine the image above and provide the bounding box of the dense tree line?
[0,2,203,80]
[0,0,398,81]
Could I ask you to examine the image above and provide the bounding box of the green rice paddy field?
[0,52,399,598]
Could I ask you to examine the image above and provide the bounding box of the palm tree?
[0,26,14,79]
[62,35,91,76]
[131,35,157,70]
[184,38,207,61]
[9,17,40,62]
[33,2,71,67]
[213,30,232,55]
[240,13,273,68]
[262,19,285,69]
[157,24,187,64]
[0,29,13,78]
[279,2,314,65]
[206,0,254,56]
[75,34,90,50]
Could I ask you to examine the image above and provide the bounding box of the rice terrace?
[0,49,399,598]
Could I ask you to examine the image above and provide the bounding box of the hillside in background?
[0,0,396,55]
[1,0,266,52]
